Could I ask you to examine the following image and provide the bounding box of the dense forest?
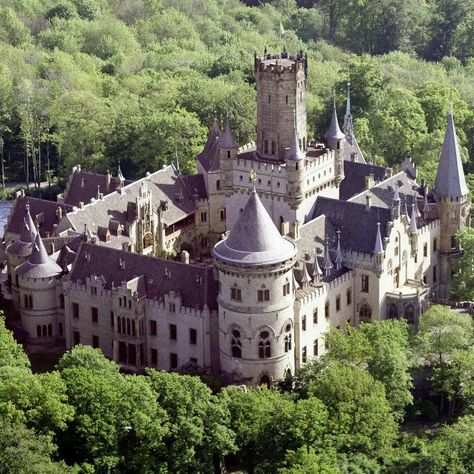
[0,0,474,197]
[2,305,474,473]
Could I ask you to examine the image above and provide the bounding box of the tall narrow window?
[302,346,307,363]
[231,329,242,358]
[302,315,306,331]
[258,331,271,358]
[361,275,369,293]
[91,307,98,323]
[257,289,270,302]
[189,328,197,345]
[72,303,79,319]
[231,287,242,302]
[169,324,177,341]
[313,339,319,356]
[359,304,372,323]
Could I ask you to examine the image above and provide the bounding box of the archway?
[259,374,271,388]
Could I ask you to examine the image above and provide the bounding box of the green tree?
[451,227,474,301]
[415,305,474,414]
[58,346,169,472]
[308,363,397,456]
[146,369,235,473]
[0,313,30,369]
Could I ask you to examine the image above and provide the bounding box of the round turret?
[16,233,63,346]
[213,188,297,386]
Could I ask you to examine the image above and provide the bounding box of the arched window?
[231,329,242,358]
[388,303,398,319]
[284,323,292,352]
[36,326,41,338]
[216,179,221,190]
[404,304,415,324]
[259,374,271,388]
[258,330,271,358]
[42,325,47,337]
[359,304,372,323]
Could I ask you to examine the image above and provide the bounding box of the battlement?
[255,52,307,76]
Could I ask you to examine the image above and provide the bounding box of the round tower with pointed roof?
[213,185,297,386]
[6,203,37,311]
[16,232,63,346]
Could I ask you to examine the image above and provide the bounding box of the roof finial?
[335,230,343,270]
[374,222,383,254]
[343,81,353,135]
[324,238,333,277]
[250,169,257,192]
[301,260,311,288]
[312,249,323,283]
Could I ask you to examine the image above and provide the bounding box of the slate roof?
[433,112,469,198]
[64,171,129,207]
[294,256,350,286]
[6,204,37,257]
[197,120,221,172]
[61,166,199,247]
[214,189,296,265]
[6,197,73,238]
[181,174,208,200]
[16,233,63,278]
[312,197,392,254]
[344,133,366,163]
[348,171,420,210]
[219,118,239,150]
[340,161,388,200]
[70,243,218,310]
[325,104,345,141]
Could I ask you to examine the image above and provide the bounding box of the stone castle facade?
[2,52,470,386]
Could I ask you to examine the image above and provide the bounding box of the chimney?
[180,250,190,264]
[365,194,372,210]
[365,173,375,190]
[106,170,111,190]
[79,202,84,209]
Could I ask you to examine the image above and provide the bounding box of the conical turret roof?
[374,222,383,254]
[6,204,37,257]
[16,233,62,278]
[219,117,238,149]
[325,102,345,141]
[285,127,305,161]
[434,112,468,198]
[213,189,296,265]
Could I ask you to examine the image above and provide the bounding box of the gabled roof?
[312,197,392,255]
[6,197,73,239]
[6,205,37,257]
[213,189,296,265]
[433,112,469,198]
[70,243,218,310]
[340,161,388,200]
[64,171,128,207]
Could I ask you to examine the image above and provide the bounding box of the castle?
[1,52,470,386]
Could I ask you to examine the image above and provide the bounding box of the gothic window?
[404,304,415,324]
[216,179,221,190]
[36,326,41,337]
[433,238,438,252]
[271,141,276,155]
[143,233,153,248]
[257,288,270,302]
[264,140,268,154]
[231,286,242,302]
[258,330,271,358]
[231,328,242,358]
[361,275,369,293]
[359,303,372,323]
[346,289,352,305]
[259,374,271,387]
[283,280,290,296]
[388,303,398,319]
[42,325,47,337]
[48,324,52,337]
[284,334,292,352]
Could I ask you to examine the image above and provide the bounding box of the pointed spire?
[21,203,37,243]
[343,81,353,134]
[374,222,383,254]
[117,161,125,183]
[433,111,468,198]
[403,197,410,223]
[335,230,343,270]
[325,96,345,142]
[393,184,400,203]
[410,203,418,234]
[414,195,422,219]
[301,261,311,288]
[312,251,323,283]
[173,146,180,174]
[292,269,300,291]
[219,116,238,149]
[30,232,50,265]
[423,191,430,219]
[286,123,305,161]
[324,239,333,277]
